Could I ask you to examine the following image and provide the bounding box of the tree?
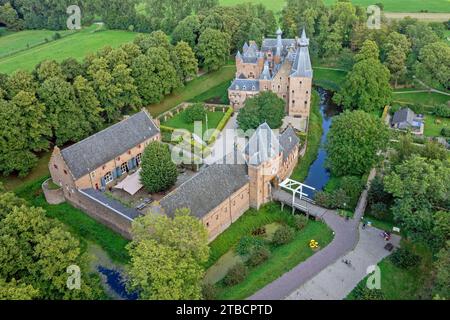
[237,91,285,131]
[140,141,178,193]
[325,110,389,176]
[171,15,201,48]
[127,208,209,300]
[415,42,450,89]
[0,279,39,300]
[183,103,206,123]
[173,41,198,83]
[333,40,392,112]
[384,156,450,251]
[0,2,24,30]
[73,75,103,134]
[196,28,230,71]
[433,242,450,299]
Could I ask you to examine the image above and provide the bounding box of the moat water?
[97,266,138,300]
[303,87,341,199]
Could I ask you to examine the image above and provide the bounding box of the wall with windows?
[288,76,312,118]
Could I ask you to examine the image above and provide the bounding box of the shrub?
[140,141,178,193]
[314,191,331,208]
[202,283,217,300]
[272,225,295,246]
[52,32,61,40]
[293,214,308,231]
[247,246,271,267]
[224,262,248,286]
[329,189,351,209]
[352,282,385,300]
[236,236,264,256]
[370,202,390,220]
[389,247,421,269]
[409,103,425,115]
[251,227,266,236]
[441,128,450,137]
[433,104,450,118]
[183,103,206,123]
[339,176,364,208]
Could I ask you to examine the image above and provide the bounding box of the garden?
[202,203,333,300]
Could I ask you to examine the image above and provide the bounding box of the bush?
[441,128,450,137]
[247,246,271,267]
[224,262,248,286]
[251,227,266,236]
[293,214,309,231]
[352,282,385,300]
[370,202,390,220]
[236,236,264,256]
[409,103,425,115]
[272,225,295,246]
[339,176,364,208]
[52,32,61,40]
[433,104,450,118]
[314,191,331,208]
[183,103,206,123]
[202,283,217,300]
[389,247,421,269]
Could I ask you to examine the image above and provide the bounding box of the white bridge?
[273,179,327,218]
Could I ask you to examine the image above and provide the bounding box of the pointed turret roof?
[245,123,282,166]
[298,28,309,47]
[260,60,271,80]
[276,27,282,36]
[236,51,242,60]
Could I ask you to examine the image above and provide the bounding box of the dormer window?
[252,86,255,91]
[243,85,246,90]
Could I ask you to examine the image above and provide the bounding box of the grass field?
[393,91,450,106]
[220,0,450,13]
[206,203,333,299]
[313,67,348,92]
[0,29,73,58]
[0,26,138,74]
[148,63,236,116]
[423,114,450,137]
[162,110,226,134]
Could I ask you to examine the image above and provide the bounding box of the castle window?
[121,162,128,174]
[292,100,295,105]
[216,215,219,220]
[128,150,132,155]
[138,144,141,149]
[136,153,142,166]
[306,90,309,94]
[102,165,106,170]
[104,171,113,184]
[292,90,294,94]
[206,222,210,227]
[305,100,307,104]
[63,169,68,175]
[300,81,302,84]
[117,157,120,161]
[243,85,246,90]
[53,164,58,170]
[91,171,95,178]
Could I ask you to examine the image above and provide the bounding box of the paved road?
[287,225,400,300]
[249,169,376,300]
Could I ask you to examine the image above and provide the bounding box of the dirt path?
[384,12,450,22]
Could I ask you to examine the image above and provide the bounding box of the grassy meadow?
[0,25,138,74]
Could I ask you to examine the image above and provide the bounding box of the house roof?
[244,122,282,165]
[159,159,249,219]
[229,79,260,92]
[291,45,313,78]
[392,108,416,125]
[279,126,300,160]
[61,110,159,179]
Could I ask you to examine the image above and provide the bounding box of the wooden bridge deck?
[272,189,328,218]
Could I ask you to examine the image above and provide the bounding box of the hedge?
[207,107,234,145]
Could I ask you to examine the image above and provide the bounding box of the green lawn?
[206,203,333,299]
[148,64,236,116]
[162,110,227,135]
[313,68,348,92]
[392,91,450,107]
[347,240,434,300]
[220,0,450,13]
[0,26,138,74]
[188,80,231,105]
[14,176,130,264]
[424,114,450,137]
[291,91,323,182]
[0,29,73,58]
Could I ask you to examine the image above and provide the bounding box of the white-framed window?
[121,162,128,174]
[104,171,113,184]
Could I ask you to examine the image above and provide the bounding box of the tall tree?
[325,110,389,176]
[171,15,201,48]
[173,41,198,83]
[127,207,209,300]
[196,28,230,71]
[333,40,392,112]
[415,42,450,89]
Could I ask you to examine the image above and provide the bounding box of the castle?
[46,110,300,241]
[228,28,313,121]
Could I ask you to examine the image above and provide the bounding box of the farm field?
[0,26,138,74]
[219,0,450,13]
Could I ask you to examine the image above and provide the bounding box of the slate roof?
[279,126,300,160]
[159,160,249,219]
[80,188,141,220]
[261,38,296,52]
[392,108,415,125]
[245,122,282,165]
[229,79,260,92]
[260,61,272,80]
[61,110,159,179]
[291,45,313,78]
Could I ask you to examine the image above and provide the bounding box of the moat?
[303,87,341,199]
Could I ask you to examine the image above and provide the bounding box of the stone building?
[47,110,300,241]
[228,28,313,121]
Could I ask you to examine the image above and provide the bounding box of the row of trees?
[0,30,198,177]
[0,185,104,299]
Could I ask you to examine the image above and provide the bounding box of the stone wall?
[42,178,65,205]
[69,190,133,239]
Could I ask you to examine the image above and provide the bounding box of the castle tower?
[274,27,283,64]
[288,28,313,118]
